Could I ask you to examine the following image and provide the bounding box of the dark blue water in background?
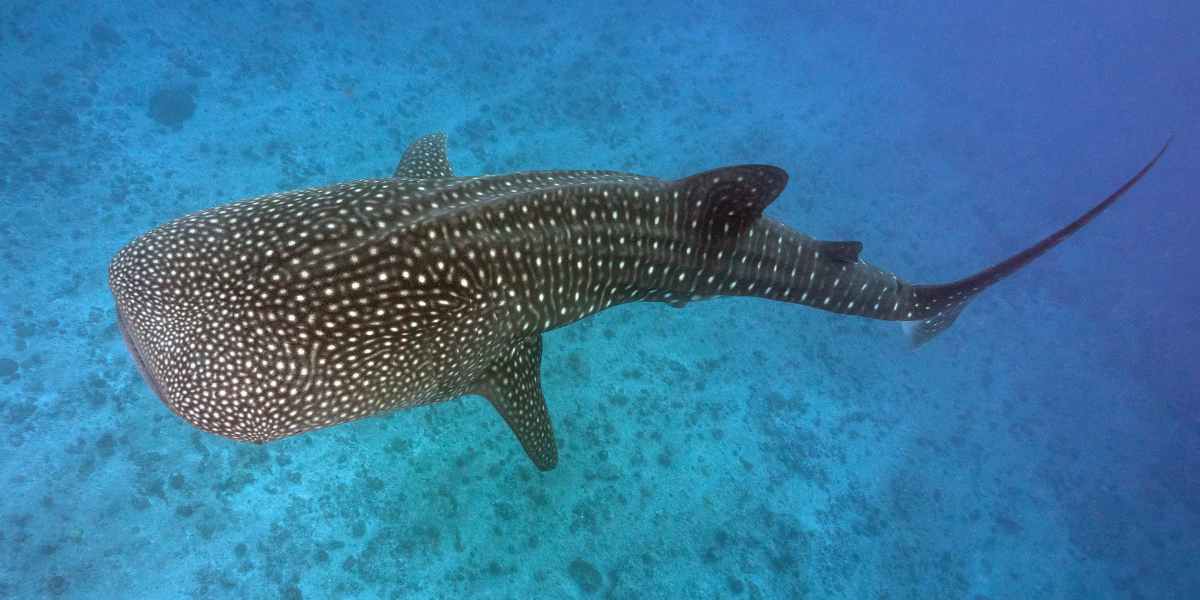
[1,2,1196,598]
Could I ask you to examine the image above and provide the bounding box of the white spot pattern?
[108,133,1028,465]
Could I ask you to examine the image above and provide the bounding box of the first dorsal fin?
[394,132,455,179]
[675,165,789,236]
[472,335,558,471]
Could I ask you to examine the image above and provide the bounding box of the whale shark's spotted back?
[110,166,656,446]
[110,133,1168,470]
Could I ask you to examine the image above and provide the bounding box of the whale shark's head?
[107,217,273,442]
[108,179,453,445]
[115,302,165,405]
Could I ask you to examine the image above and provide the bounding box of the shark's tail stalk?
[903,138,1172,347]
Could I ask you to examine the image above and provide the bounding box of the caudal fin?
[905,138,1172,347]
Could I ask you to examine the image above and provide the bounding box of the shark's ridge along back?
[108,132,1169,470]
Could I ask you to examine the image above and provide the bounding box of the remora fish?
[108,133,1169,470]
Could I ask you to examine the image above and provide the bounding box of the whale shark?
[108,133,1169,470]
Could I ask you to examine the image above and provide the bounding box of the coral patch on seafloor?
[148,86,197,129]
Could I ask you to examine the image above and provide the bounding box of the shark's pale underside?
[109,133,1169,470]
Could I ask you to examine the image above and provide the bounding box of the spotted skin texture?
[394,132,454,179]
[472,335,555,469]
[109,133,1169,470]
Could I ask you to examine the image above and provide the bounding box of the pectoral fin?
[394,132,455,179]
[473,335,558,471]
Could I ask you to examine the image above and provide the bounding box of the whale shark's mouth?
[116,305,166,403]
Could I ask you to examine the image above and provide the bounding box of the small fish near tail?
[904,138,1172,346]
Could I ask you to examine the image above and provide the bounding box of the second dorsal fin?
[815,240,862,263]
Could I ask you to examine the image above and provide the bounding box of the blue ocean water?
[1,1,1197,598]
